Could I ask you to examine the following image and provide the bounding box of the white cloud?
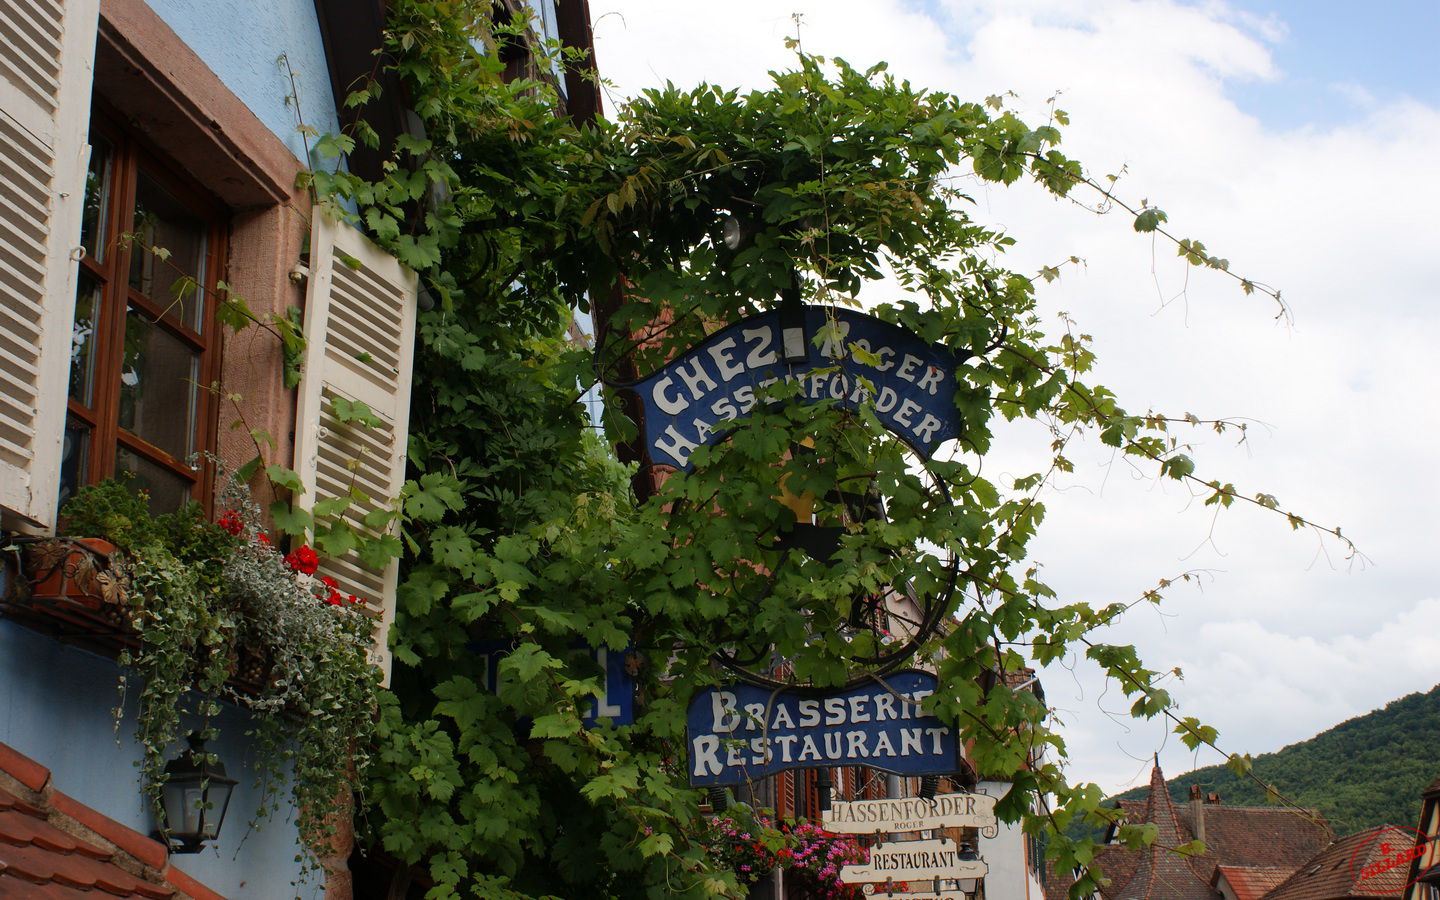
[1068,599,1440,792]
[1331,81,1377,107]
[590,0,1440,794]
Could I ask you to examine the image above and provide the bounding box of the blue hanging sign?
[472,640,635,727]
[686,670,959,786]
[629,306,970,470]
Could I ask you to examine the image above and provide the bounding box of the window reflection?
[115,446,191,513]
[118,306,199,461]
[128,171,207,331]
[68,273,102,405]
[58,423,90,510]
[61,119,221,513]
[80,137,112,264]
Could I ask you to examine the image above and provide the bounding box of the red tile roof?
[1045,762,1332,899]
[0,787,173,898]
[1108,761,1217,900]
[1264,826,1416,900]
[1211,865,1294,899]
[0,742,224,899]
[1002,667,1037,686]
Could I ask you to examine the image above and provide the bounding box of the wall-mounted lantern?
[156,733,237,853]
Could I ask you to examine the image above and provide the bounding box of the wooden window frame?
[65,105,227,512]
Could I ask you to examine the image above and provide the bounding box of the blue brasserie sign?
[630,306,971,470]
[686,671,959,786]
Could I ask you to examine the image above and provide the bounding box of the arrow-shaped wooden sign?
[839,838,988,884]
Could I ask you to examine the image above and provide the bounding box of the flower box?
[12,538,136,642]
[24,537,124,610]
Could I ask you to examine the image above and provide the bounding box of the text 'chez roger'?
[634,308,967,469]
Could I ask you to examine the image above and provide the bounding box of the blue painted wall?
[0,620,319,898]
[141,0,341,164]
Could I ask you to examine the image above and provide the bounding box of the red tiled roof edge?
[1105,761,1225,899]
[1211,864,1299,900]
[51,789,168,870]
[0,740,228,899]
[167,863,229,900]
[0,742,51,792]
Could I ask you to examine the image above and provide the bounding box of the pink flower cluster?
[702,811,788,884]
[698,811,869,897]
[785,821,870,899]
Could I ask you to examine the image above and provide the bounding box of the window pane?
[68,272,102,406]
[57,422,91,510]
[115,446,192,514]
[118,306,199,461]
[81,136,112,264]
[128,171,207,331]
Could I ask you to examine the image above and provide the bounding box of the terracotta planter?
[24,538,124,612]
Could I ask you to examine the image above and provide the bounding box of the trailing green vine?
[303,3,1355,897]
[55,474,378,865]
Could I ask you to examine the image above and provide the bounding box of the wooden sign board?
[823,792,998,834]
[839,838,989,884]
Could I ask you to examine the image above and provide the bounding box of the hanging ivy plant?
[54,474,378,862]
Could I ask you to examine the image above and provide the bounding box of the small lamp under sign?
[957,842,983,894]
[156,733,237,853]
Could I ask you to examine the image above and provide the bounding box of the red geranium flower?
[256,532,272,547]
[284,544,319,575]
[313,575,344,605]
[216,509,243,536]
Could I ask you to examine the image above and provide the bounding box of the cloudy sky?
[585,0,1440,795]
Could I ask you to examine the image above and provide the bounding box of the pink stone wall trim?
[216,205,307,486]
[98,0,304,209]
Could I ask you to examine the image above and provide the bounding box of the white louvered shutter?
[0,0,98,528]
[294,215,418,684]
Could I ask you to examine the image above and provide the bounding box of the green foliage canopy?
[309,3,1346,897]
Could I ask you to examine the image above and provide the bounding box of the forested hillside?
[1112,684,1440,835]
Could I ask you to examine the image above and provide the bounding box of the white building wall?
[978,780,1046,900]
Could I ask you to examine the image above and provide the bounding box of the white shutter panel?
[295,215,417,684]
[0,0,98,529]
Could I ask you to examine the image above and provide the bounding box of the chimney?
[1189,785,1206,844]
[1206,793,1221,804]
